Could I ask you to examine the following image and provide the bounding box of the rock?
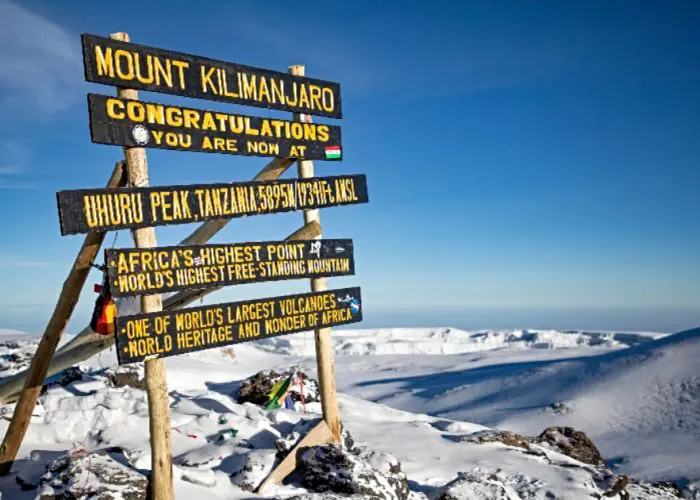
[0,337,38,376]
[35,449,148,500]
[456,430,531,450]
[361,450,409,500]
[626,479,685,499]
[180,467,217,488]
[434,468,546,500]
[436,473,513,500]
[549,402,574,415]
[533,426,605,467]
[297,444,409,500]
[40,367,85,395]
[237,367,319,407]
[285,495,349,500]
[105,365,146,390]
[275,418,319,456]
[229,449,278,492]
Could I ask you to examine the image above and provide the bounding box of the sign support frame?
[0,161,126,476]
[290,64,343,444]
[111,31,174,500]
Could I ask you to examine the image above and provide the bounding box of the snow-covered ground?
[0,326,698,499]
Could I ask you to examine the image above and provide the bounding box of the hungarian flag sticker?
[325,145,342,160]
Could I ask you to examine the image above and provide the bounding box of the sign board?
[57,174,368,235]
[82,34,342,118]
[106,239,355,297]
[87,94,342,160]
[115,286,362,364]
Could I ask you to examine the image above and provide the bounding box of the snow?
[0,325,697,499]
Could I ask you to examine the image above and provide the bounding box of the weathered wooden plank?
[116,287,362,364]
[57,174,368,235]
[290,63,344,443]
[87,94,343,160]
[111,31,173,500]
[106,239,354,297]
[0,161,126,476]
[82,33,342,118]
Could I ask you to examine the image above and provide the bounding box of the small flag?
[325,146,341,159]
[193,256,203,266]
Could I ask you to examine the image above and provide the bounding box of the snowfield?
[0,326,698,499]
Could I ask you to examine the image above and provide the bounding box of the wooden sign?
[87,94,342,160]
[82,34,342,119]
[115,287,362,364]
[56,174,368,235]
[105,239,355,297]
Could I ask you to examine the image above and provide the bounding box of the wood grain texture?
[290,64,343,444]
[112,31,173,500]
[0,161,125,476]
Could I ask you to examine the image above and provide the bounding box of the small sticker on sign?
[132,125,150,146]
[325,146,341,159]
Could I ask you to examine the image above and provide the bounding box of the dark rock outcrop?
[296,444,409,500]
[229,449,278,492]
[533,426,605,467]
[34,449,147,500]
[455,430,531,450]
[105,365,146,390]
[40,367,85,395]
[237,367,319,407]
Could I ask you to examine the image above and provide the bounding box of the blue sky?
[0,0,698,334]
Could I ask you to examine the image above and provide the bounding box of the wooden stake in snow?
[0,162,125,476]
[289,64,343,443]
[110,31,173,500]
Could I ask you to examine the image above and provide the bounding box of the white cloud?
[0,254,51,267]
[0,182,40,190]
[0,139,36,186]
[0,0,81,118]
[0,166,23,175]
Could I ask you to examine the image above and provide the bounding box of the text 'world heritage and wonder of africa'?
[115,287,362,364]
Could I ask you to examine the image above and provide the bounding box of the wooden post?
[111,32,173,500]
[0,162,125,475]
[289,64,342,443]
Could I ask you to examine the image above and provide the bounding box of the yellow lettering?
[94,46,114,77]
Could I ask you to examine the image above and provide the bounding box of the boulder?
[34,449,147,500]
[0,337,38,376]
[625,479,685,499]
[229,449,278,492]
[296,444,409,500]
[105,365,146,391]
[237,367,319,407]
[533,426,605,467]
[456,430,531,450]
[40,367,85,396]
[434,468,546,500]
[435,473,513,500]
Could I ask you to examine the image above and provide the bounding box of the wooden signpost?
[106,239,355,296]
[0,30,368,500]
[57,174,368,235]
[81,33,343,118]
[87,93,343,159]
[116,287,362,364]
